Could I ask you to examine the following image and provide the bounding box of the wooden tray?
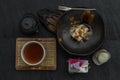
[16,38,56,70]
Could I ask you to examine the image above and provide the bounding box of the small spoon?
[58,6,96,11]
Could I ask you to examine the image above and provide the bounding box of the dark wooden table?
[0,0,120,80]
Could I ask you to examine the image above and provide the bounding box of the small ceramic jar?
[20,14,39,34]
[92,49,111,65]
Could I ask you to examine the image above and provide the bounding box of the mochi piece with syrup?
[68,59,89,73]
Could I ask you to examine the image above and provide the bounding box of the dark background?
[0,0,120,80]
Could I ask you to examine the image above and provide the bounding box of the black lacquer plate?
[57,10,105,56]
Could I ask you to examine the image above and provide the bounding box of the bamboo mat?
[16,38,56,70]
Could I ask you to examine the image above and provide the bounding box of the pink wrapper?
[68,59,84,66]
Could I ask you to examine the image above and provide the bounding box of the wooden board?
[16,38,56,70]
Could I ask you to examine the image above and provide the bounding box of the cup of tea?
[21,41,46,66]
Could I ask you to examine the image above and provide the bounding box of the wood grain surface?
[0,0,120,80]
[16,38,56,70]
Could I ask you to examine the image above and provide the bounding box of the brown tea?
[23,43,44,64]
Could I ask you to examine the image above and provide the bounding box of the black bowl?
[57,10,105,56]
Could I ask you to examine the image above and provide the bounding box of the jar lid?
[20,13,39,34]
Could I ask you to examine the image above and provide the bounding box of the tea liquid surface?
[23,43,44,64]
